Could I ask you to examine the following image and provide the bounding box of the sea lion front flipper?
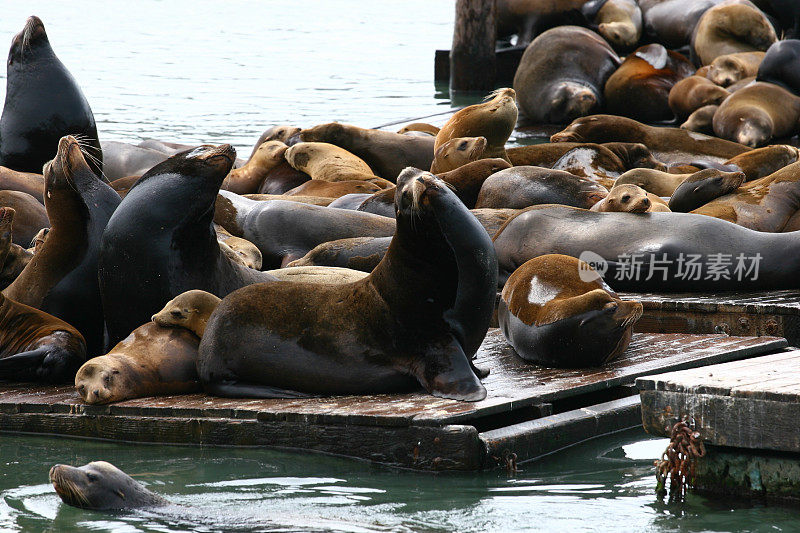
[204,381,320,399]
[0,347,50,380]
[415,339,487,402]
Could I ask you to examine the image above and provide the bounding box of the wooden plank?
[450,0,497,93]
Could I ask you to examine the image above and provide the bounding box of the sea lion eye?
[458,142,467,150]
[622,195,631,202]
[86,473,98,482]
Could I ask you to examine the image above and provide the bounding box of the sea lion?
[198,168,496,401]
[430,136,487,174]
[353,188,396,218]
[691,161,800,231]
[100,142,167,182]
[50,462,169,510]
[550,145,626,188]
[766,0,800,39]
[214,225,262,270]
[328,193,377,210]
[0,17,102,176]
[0,167,44,204]
[712,82,800,147]
[0,190,48,247]
[435,89,517,161]
[668,169,745,212]
[301,123,435,181]
[255,159,311,195]
[437,158,512,209]
[471,208,522,237]
[707,51,765,87]
[287,236,392,273]
[691,2,777,66]
[108,175,140,199]
[588,0,642,50]
[724,144,800,181]
[248,125,301,159]
[475,166,608,209]
[397,123,439,136]
[496,0,591,46]
[514,27,620,124]
[0,209,33,289]
[668,76,730,120]
[615,167,737,196]
[756,39,800,96]
[551,115,750,165]
[283,179,382,198]
[592,184,669,212]
[3,137,119,357]
[498,254,642,367]
[265,265,369,285]
[493,204,800,290]
[507,143,582,166]
[285,142,377,183]
[137,139,195,155]
[604,44,695,122]
[99,145,277,347]
[639,0,718,49]
[151,289,221,337]
[0,290,86,384]
[221,141,287,195]
[680,105,719,134]
[242,194,333,206]
[602,142,667,172]
[214,190,396,269]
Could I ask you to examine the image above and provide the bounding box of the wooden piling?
[450,0,497,93]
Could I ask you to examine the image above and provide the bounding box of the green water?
[1,430,798,532]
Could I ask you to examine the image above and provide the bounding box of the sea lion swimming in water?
[50,462,170,510]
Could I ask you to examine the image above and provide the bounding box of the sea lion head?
[620,143,668,172]
[431,136,487,173]
[250,140,288,166]
[395,167,451,219]
[299,123,346,144]
[74,358,130,405]
[732,112,772,148]
[603,184,651,213]
[261,125,301,145]
[549,82,598,124]
[152,289,221,338]
[708,56,745,87]
[135,144,236,194]
[598,22,638,49]
[8,16,50,67]
[42,136,104,215]
[49,461,163,510]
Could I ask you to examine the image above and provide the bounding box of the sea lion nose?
[643,198,650,206]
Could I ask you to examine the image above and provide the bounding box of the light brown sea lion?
[0,166,44,204]
[712,82,800,147]
[300,123,435,181]
[265,265,369,285]
[507,142,581,167]
[514,27,620,124]
[727,75,756,92]
[691,2,777,66]
[668,168,745,212]
[724,145,800,181]
[285,142,377,183]
[242,194,334,206]
[707,51,765,86]
[680,104,719,134]
[437,158,512,209]
[691,161,800,231]
[430,136,487,174]
[283,179,383,198]
[50,461,170,510]
[475,166,608,209]
[592,184,670,212]
[669,76,730,120]
[435,89,517,162]
[248,125,301,159]
[397,123,439,136]
[214,224,262,270]
[151,289,222,338]
[221,140,288,195]
[589,0,642,50]
[604,44,695,122]
[551,115,750,165]
[615,167,741,197]
[498,254,642,367]
[0,190,48,247]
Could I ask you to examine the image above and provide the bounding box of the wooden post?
[450,0,497,94]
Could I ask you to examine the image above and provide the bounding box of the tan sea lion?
[669,76,730,120]
[283,179,383,198]
[707,51,765,87]
[430,136,487,174]
[724,145,800,181]
[498,254,642,367]
[712,82,800,147]
[604,44,695,122]
[221,140,288,195]
[0,166,44,204]
[214,224,262,270]
[397,123,439,136]
[285,142,376,183]
[691,2,777,66]
[589,0,642,50]
[592,184,670,212]
[151,289,221,338]
[248,125,301,159]
[435,88,517,162]
[680,104,719,134]
[0,190,48,246]
[265,265,369,285]
[242,194,334,206]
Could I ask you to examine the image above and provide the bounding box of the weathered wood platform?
[621,290,800,346]
[0,331,786,471]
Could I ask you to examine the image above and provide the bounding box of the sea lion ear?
[414,340,487,402]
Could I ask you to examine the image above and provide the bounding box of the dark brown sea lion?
[507,142,581,166]
[475,166,608,209]
[284,179,382,198]
[499,254,642,367]
[551,115,750,165]
[668,75,730,120]
[668,168,745,212]
[214,190,396,269]
[724,145,799,181]
[691,161,800,231]
[680,104,719,134]
[514,26,620,124]
[0,190,48,246]
[604,44,695,122]
[550,145,627,188]
[3,136,120,357]
[0,167,44,203]
[354,188,397,218]
[437,158,512,209]
[221,141,288,195]
[592,184,669,212]
[692,1,777,66]
[435,89,517,161]
[50,462,169,510]
[256,159,311,195]
[301,123,435,181]
[712,82,800,147]
[602,142,667,171]
[99,145,277,348]
[198,168,497,401]
[0,290,86,384]
[430,136,487,174]
[0,17,102,176]
[708,51,765,86]
[493,204,800,290]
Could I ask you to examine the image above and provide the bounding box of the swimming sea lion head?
[8,16,51,67]
[49,461,155,510]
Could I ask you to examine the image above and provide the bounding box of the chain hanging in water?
[654,416,706,502]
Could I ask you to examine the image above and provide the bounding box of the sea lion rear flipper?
[0,347,49,380]
[204,381,320,399]
[415,340,487,402]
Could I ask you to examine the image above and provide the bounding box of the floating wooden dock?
[637,350,800,501]
[0,330,786,471]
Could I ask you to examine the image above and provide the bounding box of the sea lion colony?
[1,6,799,434]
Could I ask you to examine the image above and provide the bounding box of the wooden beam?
[450,0,497,93]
